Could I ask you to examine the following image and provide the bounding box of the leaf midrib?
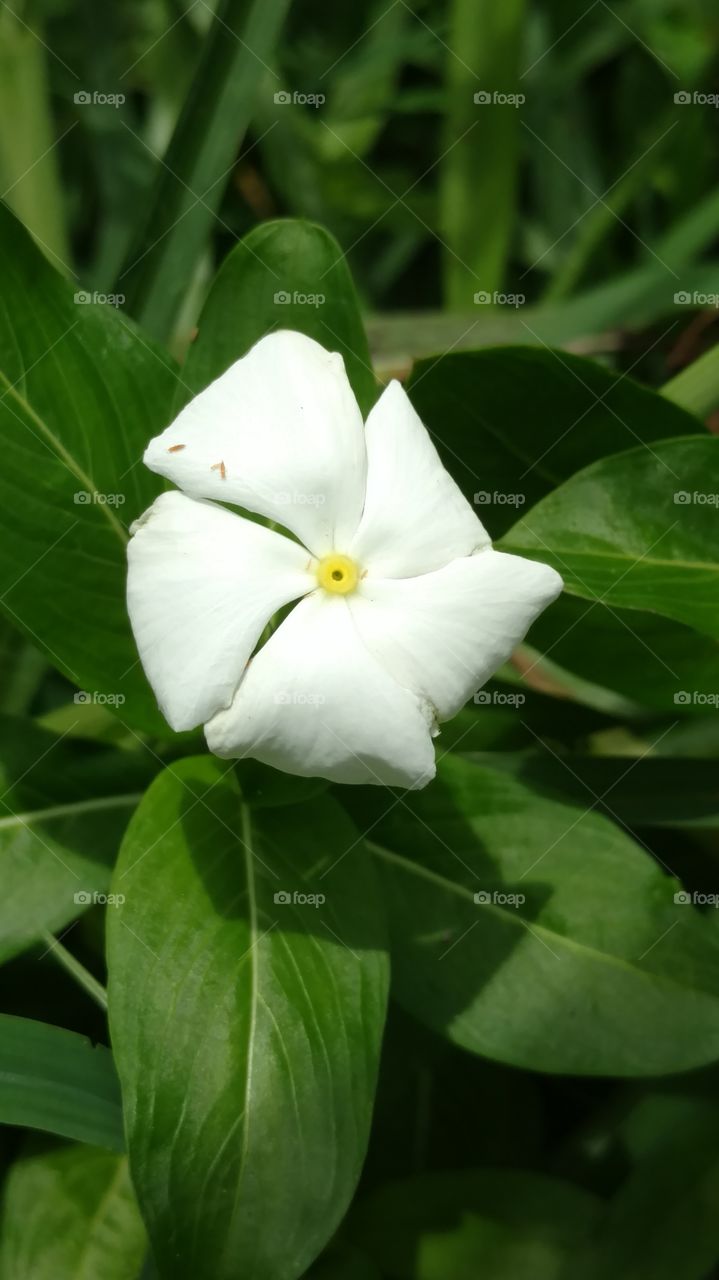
[507,542,719,573]
[0,366,128,546]
[0,792,142,831]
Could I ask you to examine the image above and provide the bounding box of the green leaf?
[118,0,292,341]
[663,342,719,418]
[346,754,719,1076]
[0,1015,123,1151]
[441,0,525,305]
[107,756,389,1280]
[348,1170,601,1280]
[407,348,702,537]
[0,9,69,267]
[179,219,376,415]
[0,1142,145,1280]
[367,258,719,371]
[0,715,153,965]
[502,436,719,639]
[525,594,719,714]
[0,202,178,732]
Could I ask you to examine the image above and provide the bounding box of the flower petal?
[349,380,489,576]
[348,549,563,721]
[127,491,314,732]
[144,331,367,556]
[205,594,437,788]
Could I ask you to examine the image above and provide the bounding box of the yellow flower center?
[316,553,360,595]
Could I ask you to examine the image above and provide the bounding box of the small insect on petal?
[167,444,185,453]
[211,461,227,480]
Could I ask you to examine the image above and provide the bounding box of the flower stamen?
[317,553,360,595]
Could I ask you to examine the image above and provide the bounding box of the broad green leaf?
[407,349,702,536]
[346,754,719,1076]
[0,1142,145,1280]
[0,202,178,732]
[503,436,719,638]
[0,1015,123,1151]
[179,219,376,415]
[526,594,719,714]
[119,0,292,341]
[0,715,153,965]
[107,756,389,1280]
[348,1171,601,1280]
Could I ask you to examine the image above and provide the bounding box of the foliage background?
[0,0,718,1277]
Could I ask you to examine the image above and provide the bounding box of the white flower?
[127,330,562,788]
